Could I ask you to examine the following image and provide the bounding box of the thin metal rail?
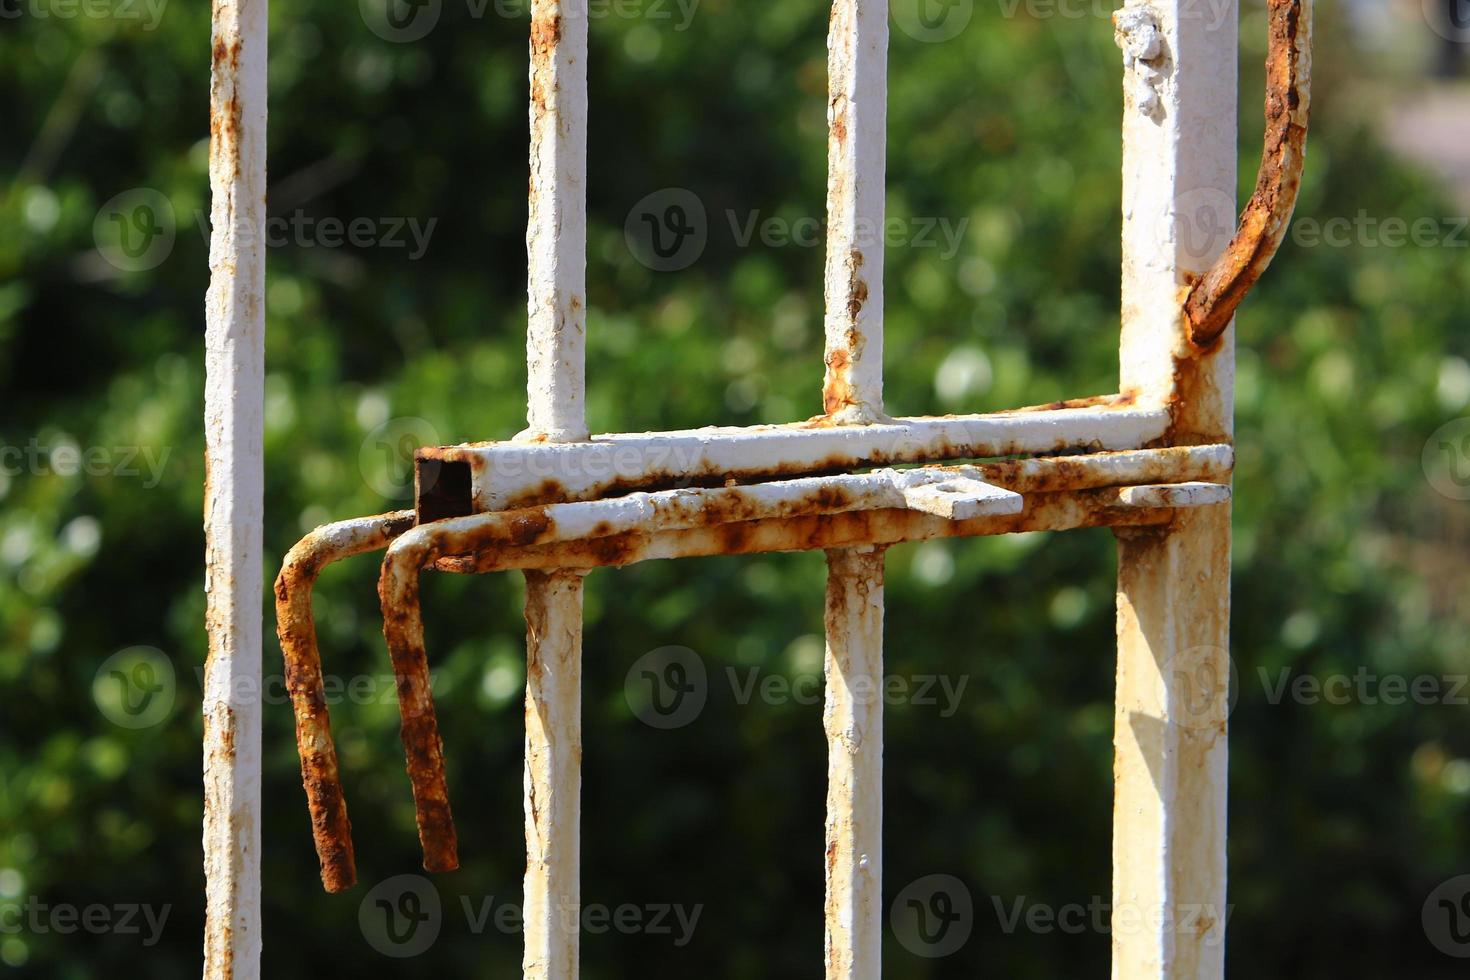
[203,0,267,975]
[521,3,590,976]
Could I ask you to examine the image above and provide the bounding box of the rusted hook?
[275,510,416,892]
[1184,0,1312,347]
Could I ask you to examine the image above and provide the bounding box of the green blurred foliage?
[1,0,1469,975]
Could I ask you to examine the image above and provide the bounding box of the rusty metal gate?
[201,0,1311,976]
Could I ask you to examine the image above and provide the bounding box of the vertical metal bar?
[823,547,885,980]
[1113,1,1235,977]
[522,569,585,980]
[822,0,888,422]
[203,0,267,975]
[523,0,590,443]
[822,4,889,973]
[523,3,589,976]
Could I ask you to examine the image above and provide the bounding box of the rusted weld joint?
[1183,0,1312,348]
[273,510,416,892]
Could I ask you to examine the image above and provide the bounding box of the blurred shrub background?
[2,0,1470,975]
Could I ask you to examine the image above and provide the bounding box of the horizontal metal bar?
[419,398,1169,511]
[400,444,1229,567]
[1116,481,1231,508]
[429,485,1222,575]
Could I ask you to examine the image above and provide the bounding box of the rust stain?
[449,489,1176,575]
[830,92,849,147]
[378,556,460,875]
[274,512,416,892]
[530,11,562,52]
[823,349,855,416]
[1006,391,1138,414]
[1158,352,1232,446]
[509,509,555,547]
[845,249,867,321]
[1182,0,1310,347]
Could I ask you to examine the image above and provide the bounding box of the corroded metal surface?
[360,477,1226,889]
[204,0,267,973]
[426,486,1212,576]
[1183,0,1312,347]
[377,537,461,875]
[1114,0,1237,974]
[420,401,1173,512]
[822,0,888,422]
[522,7,591,966]
[259,2,1264,975]
[521,569,585,980]
[522,0,589,442]
[823,547,885,980]
[273,511,416,892]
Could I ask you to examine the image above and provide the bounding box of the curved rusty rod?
[377,527,466,876]
[274,510,417,893]
[1184,0,1312,348]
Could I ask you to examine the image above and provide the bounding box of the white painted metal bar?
[522,3,589,976]
[1113,0,1235,975]
[822,2,889,974]
[523,0,590,443]
[393,485,1229,586]
[522,568,585,980]
[822,547,885,980]
[822,0,888,422]
[432,401,1171,510]
[203,0,267,975]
